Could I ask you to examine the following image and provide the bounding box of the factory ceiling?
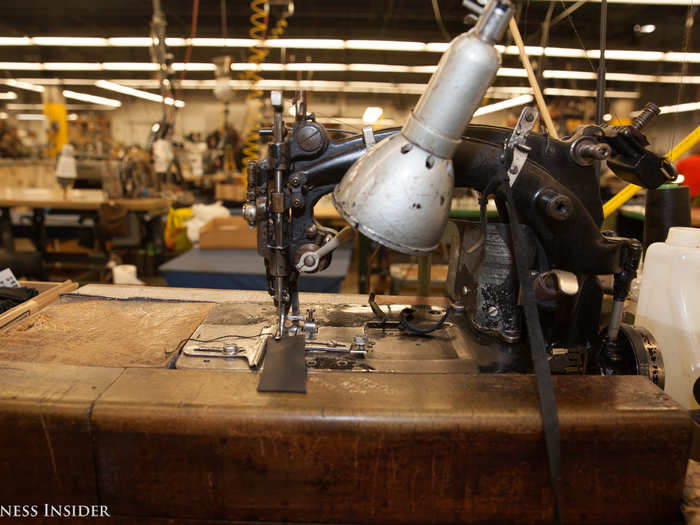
[0,1,698,108]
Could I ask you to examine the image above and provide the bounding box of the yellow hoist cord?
[239,0,289,180]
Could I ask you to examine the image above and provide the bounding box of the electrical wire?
[220,0,228,50]
[165,333,260,356]
[239,0,290,178]
[431,0,452,41]
[174,0,200,103]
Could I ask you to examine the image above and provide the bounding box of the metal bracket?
[296,226,354,272]
[504,106,538,186]
[362,126,376,149]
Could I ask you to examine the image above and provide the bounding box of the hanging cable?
[174,0,200,103]
[239,0,290,177]
[431,0,452,41]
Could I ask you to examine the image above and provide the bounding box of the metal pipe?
[606,298,624,341]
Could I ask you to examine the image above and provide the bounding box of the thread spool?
[644,184,691,250]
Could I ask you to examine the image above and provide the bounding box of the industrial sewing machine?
[237,2,683,520]
[242,0,673,389]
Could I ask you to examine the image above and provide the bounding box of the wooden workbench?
[0,187,170,212]
[0,284,691,525]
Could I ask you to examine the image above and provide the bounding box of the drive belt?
[480,173,562,525]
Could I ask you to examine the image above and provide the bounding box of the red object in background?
[675,155,700,198]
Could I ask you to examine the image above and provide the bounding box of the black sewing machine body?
[243,107,670,380]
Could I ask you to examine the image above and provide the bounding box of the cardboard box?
[215,180,246,202]
[199,216,258,250]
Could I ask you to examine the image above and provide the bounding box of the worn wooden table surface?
[0,187,171,212]
[0,284,691,524]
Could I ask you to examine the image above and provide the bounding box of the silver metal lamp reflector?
[333,0,513,255]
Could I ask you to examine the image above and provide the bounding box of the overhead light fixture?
[657,101,700,115]
[45,62,102,71]
[32,37,107,46]
[3,79,44,93]
[103,62,158,71]
[498,67,528,78]
[0,37,31,45]
[362,107,384,124]
[543,88,639,99]
[62,90,121,107]
[629,101,700,117]
[67,113,79,121]
[107,37,153,46]
[634,24,657,34]
[7,103,116,110]
[172,62,216,71]
[0,35,698,65]
[603,113,613,122]
[321,116,397,126]
[0,62,41,70]
[473,94,534,116]
[544,70,598,80]
[266,38,345,49]
[0,91,17,100]
[0,112,6,119]
[95,80,185,107]
[346,40,427,51]
[17,113,45,120]
[599,50,664,61]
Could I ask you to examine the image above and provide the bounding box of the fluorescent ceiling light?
[0,37,31,45]
[62,90,121,107]
[324,117,397,126]
[634,24,656,34]
[0,34,698,65]
[425,43,449,52]
[32,37,108,46]
[362,106,383,125]
[67,113,78,121]
[45,62,102,71]
[346,40,427,51]
[103,62,158,71]
[497,68,528,78]
[658,101,700,115]
[0,91,17,100]
[7,103,116,111]
[164,38,187,46]
[95,80,185,107]
[543,87,639,98]
[172,62,216,71]
[630,101,700,116]
[17,113,45,120]
[267,38,345,49]
[107,37,153,46]
[3,79,44,92]
[598,50,665,61]
[287,63,347,72]
[473,95,534,117]
[0,112,7,119]
[0,62,41,70]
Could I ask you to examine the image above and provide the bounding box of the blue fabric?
[159,247,352,293]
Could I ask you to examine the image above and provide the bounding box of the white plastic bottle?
[635,227,700,408]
